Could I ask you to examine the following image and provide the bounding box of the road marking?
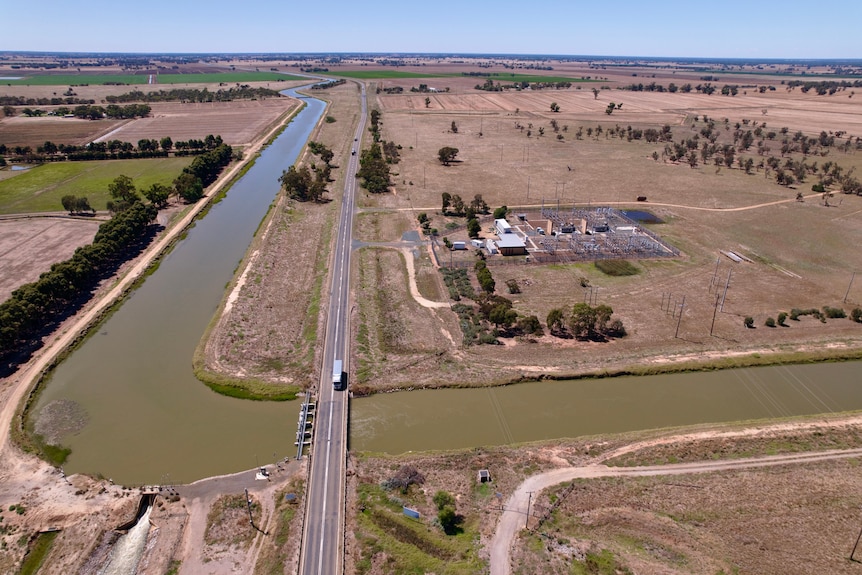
[317,398,335,575]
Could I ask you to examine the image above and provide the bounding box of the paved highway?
[299,83,366,575]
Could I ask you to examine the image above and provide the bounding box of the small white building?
[495,218,513,236]
[485,239,498,254]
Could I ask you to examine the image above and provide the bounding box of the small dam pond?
[350,361,862,454]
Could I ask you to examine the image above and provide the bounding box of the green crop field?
[0,158,191,214]
[463,73,594,83]
[3,72,303,86]
[327,70,446,79]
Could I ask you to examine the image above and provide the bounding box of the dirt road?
[490,416,862,575]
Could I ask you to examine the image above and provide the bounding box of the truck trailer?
[332,359,344,390]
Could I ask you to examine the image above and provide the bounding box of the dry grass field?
[93,98,298,148]
[350,418,862,575]
[0,217,101,301]
[0,115,125,148]
[348,76,862,391]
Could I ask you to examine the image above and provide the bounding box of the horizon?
[3,51,862,67]
[2,0,860,59]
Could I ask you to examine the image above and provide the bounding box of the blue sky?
[2,0,860,59]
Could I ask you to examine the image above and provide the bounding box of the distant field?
[0,158,190,214]
[461,73,594,83]
[327,71,445,79]
[3,72,302,86]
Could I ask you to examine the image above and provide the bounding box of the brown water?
[29,86,862,484]
[350,361,862,454]
[32,87,326,486]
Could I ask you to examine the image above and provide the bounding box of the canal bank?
[20,86,328,485]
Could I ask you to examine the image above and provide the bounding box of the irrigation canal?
[30,86,862,485]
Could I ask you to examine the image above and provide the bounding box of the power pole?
[851,514,862,561]
[710,293,720,336]
[720,269,732,312]
[675,295,686,338]
[710,257,720,293]
[844,271,857,303]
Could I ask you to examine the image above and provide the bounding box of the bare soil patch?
[96,98,299,148]
[0,115,125,148]
[0,216,101,301]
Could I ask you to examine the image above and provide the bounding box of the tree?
[278,165,326,202]
[160,136,173,152]
[517,314,543,336]
[765,317,776,327]
[438,505,459,535]
[142,183,172,208]
[493,205,508,219]
[777,311,788,326]
[174,172,204,203]
[467,218,481,239]
[489,304,517,332]
[547,308,566,335]
[606,103,616,115]
[2,105,14,117]
[438,146,459,166]
[441,192,452,214]
[108,174,138,203]
[550,102,560,113]
[744,316,755,328]
[592,88,599,100]
[450,194,465,216]
[470,194,489,214]
[61,195,78,214]
[851,308,862,323]
[451,121,458,134]
[425,97,431,108]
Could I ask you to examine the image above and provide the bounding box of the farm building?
[496,234,527,256]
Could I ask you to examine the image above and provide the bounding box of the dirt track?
[490,415,862,575]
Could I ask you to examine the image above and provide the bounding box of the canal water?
[350,361,862,454]
[33,87,324,485]
[31,85,862,486]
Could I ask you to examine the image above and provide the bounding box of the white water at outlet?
[99,504,152,575]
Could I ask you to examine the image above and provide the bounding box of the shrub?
[744,316,754,328]
[777,311,788,326]
[595,259,639,276]
[433,491,455,511]
[506,278,521,294]
[823,306,846,319]
[852,308,862,323]
[765,317,776,328]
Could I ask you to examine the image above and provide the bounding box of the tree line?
[4,134,225,163]
[278,141,334,202]
[1,96,96,106]
[0,200,158,371]
[105,86,282,103]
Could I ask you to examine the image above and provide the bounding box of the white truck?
[332,359,344,390]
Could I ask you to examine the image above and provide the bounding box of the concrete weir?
[100,494,157,575]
